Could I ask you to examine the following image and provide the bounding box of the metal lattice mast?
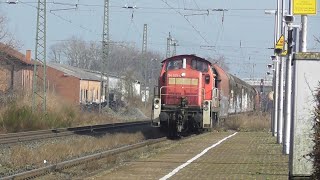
[172,40,178,56]
[142,24,147,54]
[166,32,171,58]
[32,0,47,112]
[101,0,110,110]
[142,24,148,108]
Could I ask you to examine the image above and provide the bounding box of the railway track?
[0,121,150,145]
[1,137,167,180]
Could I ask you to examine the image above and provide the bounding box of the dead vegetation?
[312,85,320,179]
[220,112,271,132]
[0,132,146,175]
[0,93,127,133]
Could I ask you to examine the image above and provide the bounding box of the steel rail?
[1,137,166,180]
[0,121,150,145]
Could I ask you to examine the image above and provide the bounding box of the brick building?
[0,44,33,95]
[45,63,142,104]
[45,63,103,104]
[0,43,143,105]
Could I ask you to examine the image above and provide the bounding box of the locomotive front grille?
[168,77,198,85]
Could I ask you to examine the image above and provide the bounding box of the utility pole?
[32,0,47,113]
[142,24,148,108]
[277,0,286,144]
[142,24,147,54]
[283,0,294,155]
[99,0,110,113]
[272,0,282,138]
[251,58,255,80]
[166,32,171,58]
[264,9,278,136]
[172,39,178,56]
[300,15,307,52]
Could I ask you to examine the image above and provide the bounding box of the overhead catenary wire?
[19,0,100,36]
[11,1,272,10]
[8,1,320,13]
[160,0,210,45]
[16,1,320,20]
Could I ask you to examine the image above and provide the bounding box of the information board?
[293,0,317,15]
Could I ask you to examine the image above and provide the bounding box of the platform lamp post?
[271,55,279,136]
[265,6,286,138]
[265,9,279,137]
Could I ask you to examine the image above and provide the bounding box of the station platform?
[87,131,288,180]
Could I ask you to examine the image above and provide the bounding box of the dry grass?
[0,94,122,133]
[125,95,152,118]
[4,132,145,171]
[222,112,271,132]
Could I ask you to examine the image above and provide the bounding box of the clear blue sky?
[1,0,319,78]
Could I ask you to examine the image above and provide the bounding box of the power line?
[160,0,210,45]
[8,1,320,13]
[17,1,320,20]
[10,1,255,10]
[19,1,100,35]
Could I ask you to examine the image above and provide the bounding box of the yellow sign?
[275,35,285,50]
[293,0,317,15]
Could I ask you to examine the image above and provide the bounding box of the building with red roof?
[0,43,34,95]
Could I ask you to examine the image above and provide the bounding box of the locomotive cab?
[151,55,220,136]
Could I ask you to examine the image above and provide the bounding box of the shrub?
[312,85,320,179]
[0,93,137,133]
[223,112,270,132]
[0,103,75,133]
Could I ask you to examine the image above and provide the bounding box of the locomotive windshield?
[167,59,182,70]
[191,59,208,72]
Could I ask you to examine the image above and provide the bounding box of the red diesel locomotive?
[151,54,258,136]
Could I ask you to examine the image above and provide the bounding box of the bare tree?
[206,56,229,71]
[315,35,320,44]
[48,43,63,63]
[0,14,19,50]
[48,37,162,86]
[48,37,102,70]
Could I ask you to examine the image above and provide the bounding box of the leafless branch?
[314,35,320,44]
[48,37,162,85]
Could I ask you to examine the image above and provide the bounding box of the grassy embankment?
[0,94,122,133]
[2,132,146,173]
[0,94,154,175]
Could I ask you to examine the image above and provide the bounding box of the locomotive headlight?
[203,101,209,111]
[154,98,160,109]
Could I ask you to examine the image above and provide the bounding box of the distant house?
[45,63,141,104]
[0,43,143,105]
[0,44,33,95]
[44,63,102,104]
